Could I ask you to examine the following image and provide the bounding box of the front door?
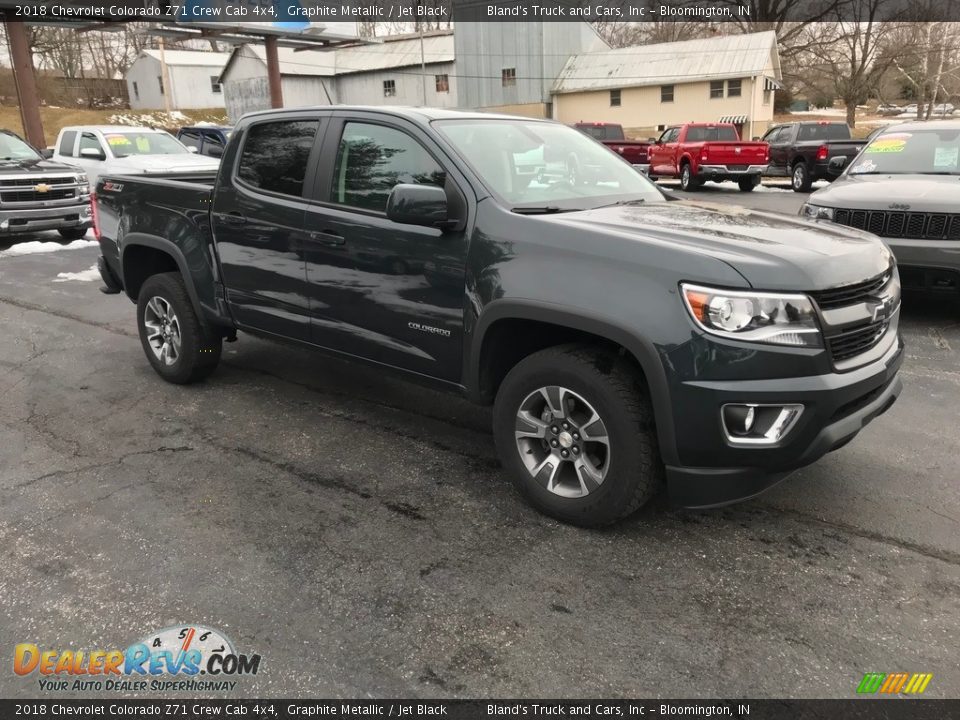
[212,115,326,341]
[650,128,678,175]
[764,125,792,174]
[302,116,467,381]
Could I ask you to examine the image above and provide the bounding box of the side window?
[179,130,201,150]
[330,122,446,213]
[762,127,781,143]
[665,128,680,143]
[237,120,319,198]
[202,132,225,157]
[79,133,103,155]
[58,130,77,157]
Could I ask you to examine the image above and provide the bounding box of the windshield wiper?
[594,198,647,209]
[511,205,580,215]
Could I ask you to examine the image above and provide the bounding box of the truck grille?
[826,319,889,362]
[0,188,76,203]
[833,208,960,240]
[0,176,75,187]
[808,268,893,310]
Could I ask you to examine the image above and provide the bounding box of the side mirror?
[79,148,105,161]
[386,184,449,229]
[646,137,656,142]
[206,145,224,158]
[39,148,54,159]
[828,156,847,175]
[752,136,761,141]
[186,146,199,153]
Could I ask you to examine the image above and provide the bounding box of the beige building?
[552,32,782,141]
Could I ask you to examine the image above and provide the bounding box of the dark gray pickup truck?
[762,121,868,192]
[93,107,903,527]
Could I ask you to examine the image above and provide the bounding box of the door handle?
[309,230,345,246]
[223,212,247,226]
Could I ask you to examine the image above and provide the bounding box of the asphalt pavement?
[1,187,958,699]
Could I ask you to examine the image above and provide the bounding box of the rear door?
[764,125,792,172]
[301,112,469,381]
[211,113,327,341]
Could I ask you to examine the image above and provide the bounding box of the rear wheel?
[738,176,760,192]
[137,272,222,384]
[58,227,89,241]
[679,163,699,191]
[791,162,812,192]
[493,345,663,527]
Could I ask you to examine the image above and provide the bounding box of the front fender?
[469,298,679,466]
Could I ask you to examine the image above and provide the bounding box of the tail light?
[90,191,101,241]
[816,145,828,161]
[701,146,709,162]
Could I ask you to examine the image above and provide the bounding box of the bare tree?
[591,20,712,48]
[886,12,960,119]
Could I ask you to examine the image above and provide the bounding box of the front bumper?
[667,335,904,508]
[882,237,960,293]
[0,202,91,234]
[697,164,767,177]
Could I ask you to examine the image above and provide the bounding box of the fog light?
[0,220,8,230]
[722,404,804,446]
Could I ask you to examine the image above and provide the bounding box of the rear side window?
[79,133,103,154]
[237,120,318,197]
[179,130,201,149]
[798,123,850,141]
[685,126,738,142]
[330,122,445,213]
[58,130,77,157]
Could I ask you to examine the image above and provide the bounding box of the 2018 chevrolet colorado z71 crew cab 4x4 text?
[94,107,903,527]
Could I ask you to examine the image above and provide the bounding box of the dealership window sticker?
[933,145,959,168]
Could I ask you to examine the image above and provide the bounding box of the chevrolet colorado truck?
[762,121,868,192]
[0,129,91,239]
[647,123,769,191]
[94,107,903,527]
[573,122,652,170]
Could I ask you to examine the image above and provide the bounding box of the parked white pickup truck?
[52,125,220,185]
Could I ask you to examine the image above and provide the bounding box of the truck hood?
[0,157,82,175]
[111,154,220,174]
[538,200,892,291]
[808,173,960,210]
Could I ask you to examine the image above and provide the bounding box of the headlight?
[681,283,822,347]
[800,203,834,220]
[77,174,89,192]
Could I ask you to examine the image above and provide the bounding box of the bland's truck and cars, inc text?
[93,107,903,527]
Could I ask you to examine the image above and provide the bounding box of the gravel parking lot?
[2,184,959,699]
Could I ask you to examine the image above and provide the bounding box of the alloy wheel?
[514,386,611,498]
[143,296,182,366]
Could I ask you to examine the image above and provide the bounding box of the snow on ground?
[790,108,848,116]
[0,238,97,258]
[53,264,99,283]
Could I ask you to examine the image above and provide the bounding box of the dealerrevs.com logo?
[14,625,261,693]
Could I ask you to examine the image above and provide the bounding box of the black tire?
[58,227,89,241]
[136,272,222,384]
[679,163,699,191]
[493,344,663,527]
[738,176,759,192]
[791,162,812,192]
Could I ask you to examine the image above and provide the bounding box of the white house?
[218,31,456,121]
[126,49,231,110]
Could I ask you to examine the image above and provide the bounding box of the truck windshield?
[0,132,40,162]
[848,128,960,176]
[435,118,662,210]
[104,132,190,158]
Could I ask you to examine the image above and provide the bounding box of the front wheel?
[137,272,222,384]
[493,345,663,527]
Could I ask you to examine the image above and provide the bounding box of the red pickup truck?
[573,122,652,170]
[648,123,769,192]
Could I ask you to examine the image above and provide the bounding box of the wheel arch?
[468,300,678,465]
[121,234,203,321]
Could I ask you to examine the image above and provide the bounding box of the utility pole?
[419,26,427,106]
[4,15,45,148]
[158,34,172,113]
[264,35,284,108]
